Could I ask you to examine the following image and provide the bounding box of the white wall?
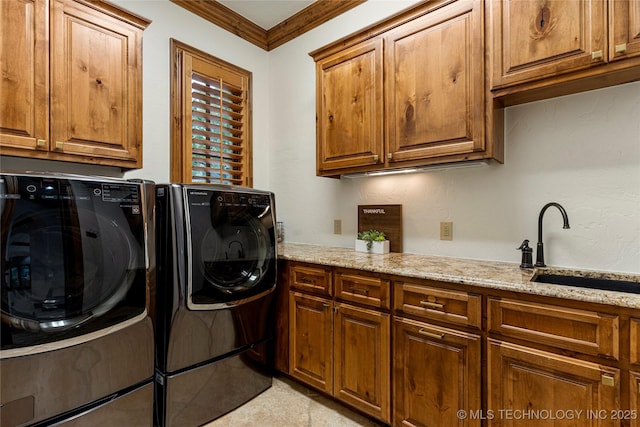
[267,1,640,274]
[2,0,638,273]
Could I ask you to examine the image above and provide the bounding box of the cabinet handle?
[373,154,379,163]
[387,153,393,160]
[36,139,46,148]
[322,302,331,309]
[55,141,64,150]
[591,50,603,60]
[615,43,627,54]
[299,277,315,285]
[420,300,445,310]
[418,328,445,339]
[601,374,615,387]
[348,287,369,295]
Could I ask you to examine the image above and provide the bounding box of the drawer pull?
[55,141,64,150]
[591,50,603,60]
[615,43,627,54]
[349,287,369,295]
[299,277,316,285]
[601,374,615,387]
[420,300,445,310]
[36,139,46,147]
[418,329,445,339]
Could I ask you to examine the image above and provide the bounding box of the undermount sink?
[532,272,640,294]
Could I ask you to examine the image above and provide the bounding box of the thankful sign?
[357,204,403,253]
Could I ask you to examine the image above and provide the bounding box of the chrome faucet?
[535,202,570,267]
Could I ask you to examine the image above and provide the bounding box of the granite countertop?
[277,242,640,310]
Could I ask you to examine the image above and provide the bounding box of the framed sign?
[357,204,402,252]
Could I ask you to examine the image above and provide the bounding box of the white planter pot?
[355,239,390,254]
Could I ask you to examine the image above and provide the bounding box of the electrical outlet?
[440,222,453,240]
[334,219,342,235]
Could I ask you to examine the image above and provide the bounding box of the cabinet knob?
[55,141,64,150]
[615,43,627,54]
[601,374,615,387]
[36,139,46,148]
[591,50,603,60]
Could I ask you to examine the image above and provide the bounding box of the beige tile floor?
[203,375,386,427]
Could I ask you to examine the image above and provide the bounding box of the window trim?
[170,38,253,186]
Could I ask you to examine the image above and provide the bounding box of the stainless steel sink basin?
[532,272,640,294]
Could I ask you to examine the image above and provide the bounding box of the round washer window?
[199,216,269,293]
[2,209,138,331]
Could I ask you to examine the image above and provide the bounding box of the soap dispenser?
[517,239,534,269]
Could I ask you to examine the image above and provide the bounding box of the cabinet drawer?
[393,281,482,328]
[289,263,332,296]
[488,297,619,359]
[335,271,390,310]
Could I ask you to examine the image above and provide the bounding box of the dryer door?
[0,175,147,350]
[186,187,276,309]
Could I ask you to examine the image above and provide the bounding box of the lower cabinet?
[488,339,621,427]
[289,290,391,423]
[394,317,481,427]
[334,302,391,422]
[280,261,636,426]
[289,292,333,393]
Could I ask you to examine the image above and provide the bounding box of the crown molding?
[171,0,366,51]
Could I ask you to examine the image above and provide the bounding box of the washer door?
[1,176,147,350]
[3,210,137,331]
[187,189,276,309]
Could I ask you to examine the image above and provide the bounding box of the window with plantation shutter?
[171,39,253,186]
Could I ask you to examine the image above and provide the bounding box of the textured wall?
[267,2,640,274]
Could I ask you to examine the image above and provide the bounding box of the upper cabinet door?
[610,0,640,61]
[50,0,144,165]
[0,0,49,151]
[385,0,485,164]
[315,38,384,175]
[491,0,606,89]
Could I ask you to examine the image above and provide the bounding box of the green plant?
[357,229,386,250]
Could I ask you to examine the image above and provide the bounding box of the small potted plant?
[355,229,389,254]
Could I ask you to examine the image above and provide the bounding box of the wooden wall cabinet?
[490,0,640,104]
[311,0,503,178]
[288,263,391,423]
[0,0,150,169]
[385,0,486,166]
[315,39,384,173]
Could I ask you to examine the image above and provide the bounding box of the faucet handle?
[517,239,530,250]
[517,239,534,269]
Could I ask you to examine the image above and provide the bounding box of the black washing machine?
[154,184,277,427]
[0,172,155,426]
